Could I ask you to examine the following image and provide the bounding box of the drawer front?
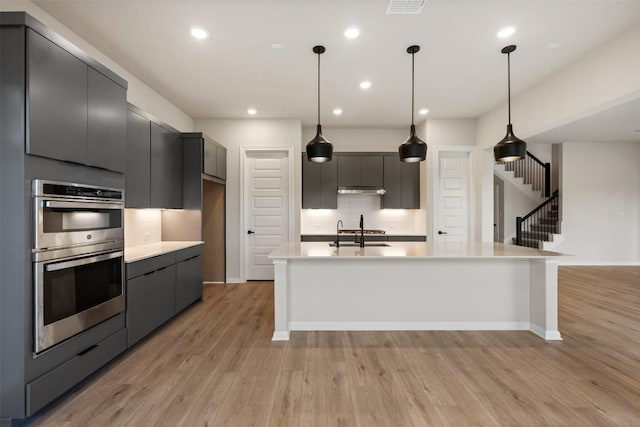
[175,255,203,313]
[176,244,203,262]
[126,252,176,279]
[26,328,126,416]
[126,264,176,347]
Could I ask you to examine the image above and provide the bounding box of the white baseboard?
[203,281,225,284]
[289,321,530,332]
[225,277,244,284]
[272,331,290,341]
[558,261,640,266]
[530,324,563,340]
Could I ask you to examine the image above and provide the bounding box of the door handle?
[438,230,448,235]
[247,230,255,235]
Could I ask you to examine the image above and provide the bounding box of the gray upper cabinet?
[202,138,227,181]
[216,145,227,181]
[87,67,126,172]
[302,155,337,209]
[151,122,182,208]
[125,109,151,208]
[26,29,87,165]
[337,154,383,187]
[26,28,127,172]
[382,154,420,209]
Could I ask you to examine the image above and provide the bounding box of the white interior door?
[435,151,470,242]
[244,151,289,280]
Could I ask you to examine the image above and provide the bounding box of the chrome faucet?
[358,214,365,247]
[336,220,343,248]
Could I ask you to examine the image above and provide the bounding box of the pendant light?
[494,45,526,162]
[306,45,333,162]
[399,45,427,163]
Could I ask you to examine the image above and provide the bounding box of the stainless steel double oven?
[32,180,125,355]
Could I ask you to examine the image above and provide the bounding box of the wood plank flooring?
[31,266,640,426]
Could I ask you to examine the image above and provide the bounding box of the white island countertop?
[125,241,204,263]
[269,241,567,260]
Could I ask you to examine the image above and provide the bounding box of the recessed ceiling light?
[496,26,516,39]
[190,27,209,40]
[359,81,372,89]
[546,42,562,49]
[271,43,284,49]
[247,108,257,115]
[333,108,343,116]
[418,108,429,115]
[344,27,360,39]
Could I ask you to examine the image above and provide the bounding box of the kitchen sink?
[328,242,390,247]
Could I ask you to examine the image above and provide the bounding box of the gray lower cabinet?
[25,28,127,172]
[25,329,126,416]
[151,122,183,208]
[176,254,203,313]
[382,154,420,209]
[302,154,338,209]
[126,245,203,347]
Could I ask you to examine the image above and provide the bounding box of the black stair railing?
[500,151,551,197]
[516,190,560,247]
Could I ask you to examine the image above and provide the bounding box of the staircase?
[495,152,564,250]
[514,190,563,250]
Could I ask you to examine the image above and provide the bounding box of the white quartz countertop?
[125,241,204,263]
[269,242,568,260]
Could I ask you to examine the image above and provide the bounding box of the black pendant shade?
[399,45,426,163]
[494,45,526,162]
[306,45,333,163]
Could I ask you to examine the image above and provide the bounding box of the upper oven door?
[34,197,124,250]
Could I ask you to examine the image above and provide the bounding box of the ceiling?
[33,0,640,127]
[529,96,640,144]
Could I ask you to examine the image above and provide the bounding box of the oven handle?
[43,200,123,210]
[45,251,123,272]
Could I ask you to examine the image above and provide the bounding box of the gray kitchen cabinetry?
[126,245,203,348]
[87,67,126,172]
[126,253,177,347]
[203,138,227,181]
[302,154,338,209]
[126,104,183,209]
[151,122,183,208]
[26,28,127,172]
[125,108,151,208]
[337,154,383,187]
[175,247,204,313]
[26,28,87,166]
[382,154,420,209]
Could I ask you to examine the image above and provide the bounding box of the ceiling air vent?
[386,0,426,14]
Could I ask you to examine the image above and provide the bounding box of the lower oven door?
[34,250,124,355]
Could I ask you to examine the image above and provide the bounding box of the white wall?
[301,127,407,152]
[501,181,538,244]
[194,119,302,282]
[476,23,640,242]
[1,0,194,131]
[556,142,640,263]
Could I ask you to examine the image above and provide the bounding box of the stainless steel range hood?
[337,186,386,195]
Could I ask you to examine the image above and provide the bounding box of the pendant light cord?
[317,52,321,125]
[507,51,511,125]
[411,51,415,126]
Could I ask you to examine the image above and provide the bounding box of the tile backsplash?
[124,209,162,247]
[301,194,426,235]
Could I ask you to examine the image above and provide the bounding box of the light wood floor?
[31,266,640,426]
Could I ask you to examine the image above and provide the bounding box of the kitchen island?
[268,242,566,341]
